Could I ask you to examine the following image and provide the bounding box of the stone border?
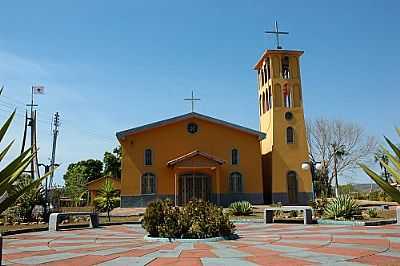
[144,234,238,243]
[1,220,142,236]
[317,219,397,226]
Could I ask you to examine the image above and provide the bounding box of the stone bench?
[49,212,99,231]
[397,206,400,225]
[264,206,313,225]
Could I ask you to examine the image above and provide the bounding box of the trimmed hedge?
[142,199,235,239]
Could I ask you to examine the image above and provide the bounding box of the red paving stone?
[333,237,390,247]
[148,257,203,266]
[4,223,400,265]
[247,255,316,266]
[180,249,216,258]
[237,246,282,256]
[312,246,376,257]
[41,255,117,266]
[271,241,323,249]
[3,250,58,260]
[352,254,400,265]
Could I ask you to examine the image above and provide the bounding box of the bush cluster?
[229,201,253,216]
[142,199,235,239]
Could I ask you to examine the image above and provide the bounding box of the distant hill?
[352,183,379,192]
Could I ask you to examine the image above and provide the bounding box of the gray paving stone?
[382,249,400,257]
[334,262,370,266]
[255,243,307,253]
[285,250,352,264]
[205,242,250,258]
[98,256,155,266]
[11,253,83,265]
[88,247,132,256]
[201,258,258,266]
[15,245,51,252]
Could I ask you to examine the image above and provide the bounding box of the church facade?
[117,48,313,207]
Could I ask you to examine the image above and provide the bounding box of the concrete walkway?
[3,223,400,265]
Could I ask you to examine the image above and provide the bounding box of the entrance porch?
[167,150,224,206]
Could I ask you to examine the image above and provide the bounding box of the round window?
[285,111,294,121]
[187,123,198,134]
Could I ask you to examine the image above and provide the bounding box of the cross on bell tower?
[265,21,289,49]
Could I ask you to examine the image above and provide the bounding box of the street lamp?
[301,161,323,201]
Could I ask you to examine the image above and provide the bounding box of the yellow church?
[116,42,312,207]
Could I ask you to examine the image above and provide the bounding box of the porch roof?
[167,150,225,166]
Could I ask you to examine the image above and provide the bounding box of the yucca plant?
[228,201,253,216]
[367,208,378,218]
[0,88,54,214]
[323,194,360,220]
[359,128,400,203]
[94,178,120,222]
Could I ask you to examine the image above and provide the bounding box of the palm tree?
[0,88,54,214]
[94,178,119,222]
[360,128,400,203]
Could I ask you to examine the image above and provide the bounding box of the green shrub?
[367,208,378,218]
[323,195,360,220]
[142,199,235,239]
[228,201,253,216]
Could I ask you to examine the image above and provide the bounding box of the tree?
[103,146,121,178]
[64,159,103,183]
[360,128,400,203]
[307,118,377,197]
[64,165,87,206]
[94,178,119,221]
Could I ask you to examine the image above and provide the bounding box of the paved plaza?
[3,223,400,265]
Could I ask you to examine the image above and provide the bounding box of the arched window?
[283,84,293,108]
[282,56,290,79]
[229,172,243,193]
[287,171,298,204]
[259,95,262,115]
[144,149,152,165]
[286,127,295,144]
[231,149,239,165]
[263,92,267,114]
[141,173,156,194]
[268,86,272,109]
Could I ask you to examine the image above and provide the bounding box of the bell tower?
[255,23,312,204]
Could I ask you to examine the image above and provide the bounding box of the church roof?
[167,150,225,166]
[116,112,266,140]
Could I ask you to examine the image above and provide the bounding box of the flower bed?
[142,199,235,240]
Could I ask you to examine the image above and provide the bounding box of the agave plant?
[359,128,400,203]
[228,201,253,216]
[323,194,360,220]
[0,89,54,214]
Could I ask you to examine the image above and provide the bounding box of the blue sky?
[0,1,399,185]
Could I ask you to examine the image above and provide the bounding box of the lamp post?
[301,161,323,201]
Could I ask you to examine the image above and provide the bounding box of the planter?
[0,233,2,265]
[317,219,396,226]
[144,234,238,243]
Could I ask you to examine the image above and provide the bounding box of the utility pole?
[24,86,43,179]
[40,112,60,217]
[49,112,60,189]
